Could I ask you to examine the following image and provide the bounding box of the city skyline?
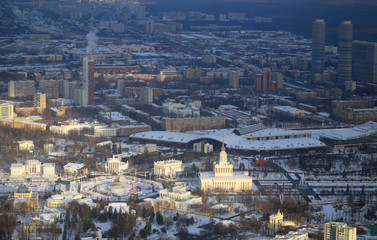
[0,0,376,239]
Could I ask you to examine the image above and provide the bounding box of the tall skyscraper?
[338,21,353,82]
[81,57,89,106]
[312,19,326,77]
[82,57,89,92]
[352,40,377,82]
[88,60,95,104]
[324,222,356,240]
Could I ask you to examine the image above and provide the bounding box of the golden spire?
[221,133,226,151]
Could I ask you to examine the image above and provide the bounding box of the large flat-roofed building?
[200,142,252,192]
[243,128,312,141]
[157,69,183,81]
[271,106,311,117]
[332,107,377,124]
[0,118,47,131]
[324,222,356,240]
[50,122,92,135]
[332,100,377,124]
[93,126,117,137]
[130,128,327,155]
[8,80,36,97]
[10,160,56,178]
[162,116,226,132]
[117,124,152,137]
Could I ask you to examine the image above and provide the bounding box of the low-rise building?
[12,185,39,208]
[272,231,308,240]
[120,143,157,154]
[271,106,311,117]
[50,122,92,135]
[93,125,117,137]
[63,163,85,176]
[117,124,152,137]
[46,192,95,209]
[193,141,213,153]
[105,155,129,174]
[154,159,182,178]
[18,140,34,151]
[10,160,56,178]
[158,185,202,211]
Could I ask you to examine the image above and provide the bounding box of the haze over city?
[0,0,377,239]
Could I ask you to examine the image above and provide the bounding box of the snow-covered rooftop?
[312,121,377,140]
[131,128,326,151]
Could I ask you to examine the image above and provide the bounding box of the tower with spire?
[214,135,233,177]
[199,133,253,192]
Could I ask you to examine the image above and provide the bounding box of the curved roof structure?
[311,121,377,141]
[130,128,326,151]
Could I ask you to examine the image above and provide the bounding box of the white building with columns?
[154,159,182,178]
[105,155,129,174]
[10,160,56,178]
[199,141,253,192]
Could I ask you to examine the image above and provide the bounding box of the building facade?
[154,159,182,178]
[338,21,353,82]
[140,87,153,103]
[0,101,14,119]
[106,155,129,174]
[8,80,36,97]
[162,116,226,132]
[200,142,253,192]
[10,160,56,178]
[33,93,46,108]
[324,222,356,240]
[352,40,377,82]
[312,19,326,77]
[229,71,239,89]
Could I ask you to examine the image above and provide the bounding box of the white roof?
[312,121,377,140]
[131,129,325,151]
[245,128,309,137]
[63,163,85,170]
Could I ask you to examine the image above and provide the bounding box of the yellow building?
[269,210,284,231]
[13,186,39,208]
[200,141,253,192]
